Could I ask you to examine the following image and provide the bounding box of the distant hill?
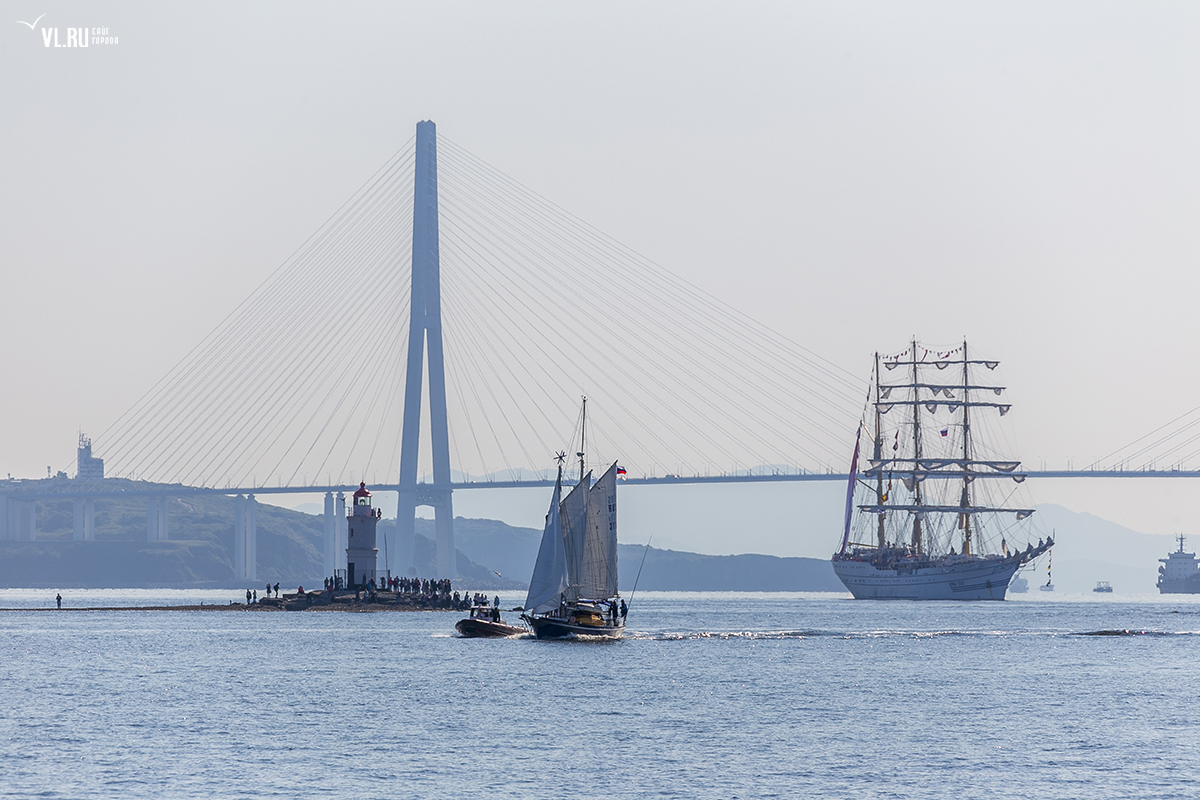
[615,545,843,592]
[431,516,843,592]
[431,517,541,584]
[0,479,508,589]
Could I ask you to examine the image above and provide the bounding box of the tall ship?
[1157,535,1200,594]
[522,400,625,639]
[832,340,1052,600]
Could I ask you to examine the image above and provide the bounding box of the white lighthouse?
[346,482,380,588]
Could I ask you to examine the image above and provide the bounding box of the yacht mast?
[910,339,923,553]
[578,396,587,485]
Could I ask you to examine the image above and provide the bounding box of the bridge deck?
[7,469,1200,499]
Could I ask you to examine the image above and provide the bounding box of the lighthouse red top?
[353,482,373,515]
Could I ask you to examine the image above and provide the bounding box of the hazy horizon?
[5,2,1200,541]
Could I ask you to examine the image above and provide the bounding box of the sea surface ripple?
[1,590,1198,799]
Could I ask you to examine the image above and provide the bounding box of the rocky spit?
[5,590,493,612]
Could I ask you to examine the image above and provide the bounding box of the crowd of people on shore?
[241,574,502,609]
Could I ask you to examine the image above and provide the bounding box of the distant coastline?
[0,478,842,592]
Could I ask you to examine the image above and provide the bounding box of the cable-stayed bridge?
[3,120,1198,580]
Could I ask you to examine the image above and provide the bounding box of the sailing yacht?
[521,400,625,639]
[832,340,1052,600]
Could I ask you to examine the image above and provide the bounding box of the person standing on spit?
[56,593,62,610]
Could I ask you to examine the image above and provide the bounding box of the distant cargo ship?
[1157,535,1200,594]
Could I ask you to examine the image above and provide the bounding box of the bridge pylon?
[397,120,456,580]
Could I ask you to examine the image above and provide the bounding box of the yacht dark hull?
[525,615,625,640]
[454,618,527,638]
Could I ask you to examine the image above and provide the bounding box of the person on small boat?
[620,599,627,619]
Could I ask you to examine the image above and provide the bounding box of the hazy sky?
[3,2,1199,549]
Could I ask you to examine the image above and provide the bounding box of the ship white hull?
[832,557,1021,601]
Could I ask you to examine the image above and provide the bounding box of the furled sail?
[524,473,568,614]
[581,463,619,599]
[839,426,861,555]
[560,471,592,601]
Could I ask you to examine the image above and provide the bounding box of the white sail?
[524,474,567,614]
[560,471,591,602]
[582,463,619,599]
[840,426,862,555]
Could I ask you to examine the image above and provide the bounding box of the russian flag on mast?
[616,466,627,476]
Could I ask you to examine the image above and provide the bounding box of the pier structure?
[322,490,350,581]
[396,120,456,580]
[233,494,258,581]
[146,497,170,541]
[3,496,37,541]
[336,492,347,575]
[323,492,336,578]
[73,498,95,541]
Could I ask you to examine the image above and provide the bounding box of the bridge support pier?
[323,491,336,579]
[8,499,36,541]
[158,497,169,541]
[146,497,169,541]
[247,494,257,581]
[335,492,347,576]
[75,498,97,541]
[234,494,246,580]
[397,119,457,580]
[233,494,257,582]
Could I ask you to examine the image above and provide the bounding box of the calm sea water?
[2,589,1198,799]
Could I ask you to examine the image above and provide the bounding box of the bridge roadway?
[4,468,1194,580]
[7,468,1200,500]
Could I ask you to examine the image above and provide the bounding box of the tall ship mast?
[832,340,1052,600]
